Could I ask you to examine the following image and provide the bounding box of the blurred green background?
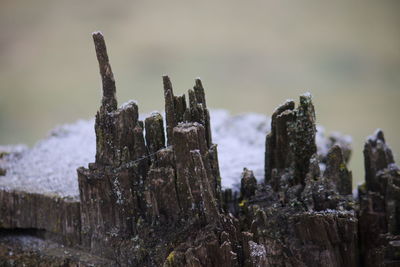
[0,0,399,185]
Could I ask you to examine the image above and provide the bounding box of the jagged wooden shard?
[163,75,176,146]
[144,112,165,155]
[265,94,317,190]
[92,31,117,113]
[240,168,257,199]
[290,93,317,184]
[364,129,395,193]
[358,130,400,266]
[324,145,352,195]
[265,99,295,185]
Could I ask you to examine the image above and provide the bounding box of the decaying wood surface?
[0,32,399,266]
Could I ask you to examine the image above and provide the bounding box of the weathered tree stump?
[0,32,399,266]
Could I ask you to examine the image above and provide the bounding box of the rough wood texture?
[0,191,81,246]
[0,32,399,266]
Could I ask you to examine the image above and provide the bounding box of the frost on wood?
[0,32,399,266]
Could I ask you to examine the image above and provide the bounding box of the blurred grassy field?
[0,0,399,185]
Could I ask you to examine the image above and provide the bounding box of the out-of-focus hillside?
[0,0,399,184]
